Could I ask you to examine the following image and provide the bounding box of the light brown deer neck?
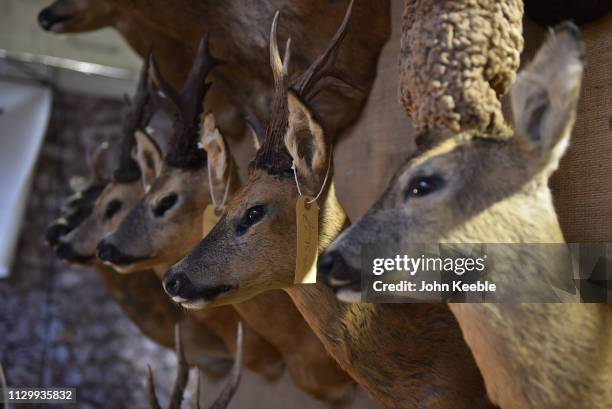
[285,179,495,409]
[445,184,612,409]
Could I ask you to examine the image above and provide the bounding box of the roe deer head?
[321,23,612,409]
[319,23,585,300]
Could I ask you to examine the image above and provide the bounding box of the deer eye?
[104,199,122,220]
[153,193,178,217]
[236,205,266,235]
[405,175,445,199]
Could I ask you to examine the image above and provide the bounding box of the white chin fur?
[336,289,362,303]
[180,299,209,310]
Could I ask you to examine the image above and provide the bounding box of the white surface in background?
[0,79,51,277]
[0,0,141,74]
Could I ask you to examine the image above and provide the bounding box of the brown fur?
[326,25,612,409]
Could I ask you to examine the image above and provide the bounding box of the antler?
[148,34,222,169]
[253,1,355,173]
[195,322,244,409]
[292,0,357,102]
[115,54,156,183]
[147,324,190,409]
[270,12,291,94]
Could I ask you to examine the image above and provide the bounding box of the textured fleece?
[400,0,523,134]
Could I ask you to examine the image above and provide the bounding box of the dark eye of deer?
[104,199,122,220]
[153,194,178,217]
[236,205,266,235]
[405,175,445,199]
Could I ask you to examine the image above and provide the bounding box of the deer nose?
[38,7,74,31]
[97,241,119,263]
[318,251,359,286]
[45,223,71,246]
[163,271,193,298]
[38,8,57,31]
[55,241,91,263]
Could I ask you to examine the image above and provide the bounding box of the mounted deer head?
[162,3,354,307]
[96,35,234,273]
[54,56,157,264]
[318,23,585,302]
[318,25,612,409]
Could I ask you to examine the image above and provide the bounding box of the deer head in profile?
[162,2,355,308]
[52,57,157,264]
[318,23,585,302]
[96,35,235,273]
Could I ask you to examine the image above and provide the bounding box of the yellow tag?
[202,205,221,238]
[294,196,319,284]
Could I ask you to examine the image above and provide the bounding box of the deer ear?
[88,141,109,184]
[199,113,228,185]
[284,91,328,180]
[133,130,162,189]
[511,23,584,171]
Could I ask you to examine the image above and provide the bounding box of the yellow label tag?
[202,204,221,238]
[294,196,319,284]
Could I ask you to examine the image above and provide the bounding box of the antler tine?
[208,321,243,409]
[270,11,291,89]
[146,364,163,409]
[169,323,190,409]
[181,33,222,114]
[194,370,202,409]
[124,54,155,134]
[148,53,182,118]
[293,0,356,101]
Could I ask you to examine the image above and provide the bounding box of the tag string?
[291,151,332,205]
[207,158,232,209]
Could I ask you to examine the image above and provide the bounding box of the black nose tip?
[45,223,71,246]
[317,252,336,279]
[97,241,118,262]
[38,8,56,31]
[164,272,190,297]
[55,241,91,262]
[55,241,73,259]
[318,250,361,286]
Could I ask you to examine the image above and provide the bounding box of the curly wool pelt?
[400,0,523,134]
